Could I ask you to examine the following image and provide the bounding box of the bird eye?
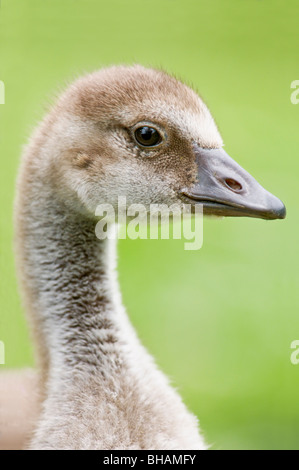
[134,126,162,147]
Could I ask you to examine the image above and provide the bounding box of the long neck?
[16,166,203,450]
[17,190,127,384]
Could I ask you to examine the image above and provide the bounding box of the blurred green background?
[0,0,298,450]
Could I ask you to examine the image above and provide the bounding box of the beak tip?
[275,201,287,220]
[267,197,286,220]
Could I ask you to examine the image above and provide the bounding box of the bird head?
[42,65,286,221]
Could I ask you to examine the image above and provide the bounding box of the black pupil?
[135,126,161,146]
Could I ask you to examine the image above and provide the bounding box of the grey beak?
[181,145,286,220]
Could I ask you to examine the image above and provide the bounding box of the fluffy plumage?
[14,65,217,450]
[12,65,285,450]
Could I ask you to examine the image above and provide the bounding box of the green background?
[0,0,298,450]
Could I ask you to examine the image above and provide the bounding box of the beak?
[180,145,286,220]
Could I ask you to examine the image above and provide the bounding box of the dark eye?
[134,126,162,147]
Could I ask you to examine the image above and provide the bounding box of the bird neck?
[17,190,127,385]
[15,166,204,451]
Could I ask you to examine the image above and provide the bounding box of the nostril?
[224,178,243,192]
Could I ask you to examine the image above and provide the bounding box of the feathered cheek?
[73,153,93,170]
